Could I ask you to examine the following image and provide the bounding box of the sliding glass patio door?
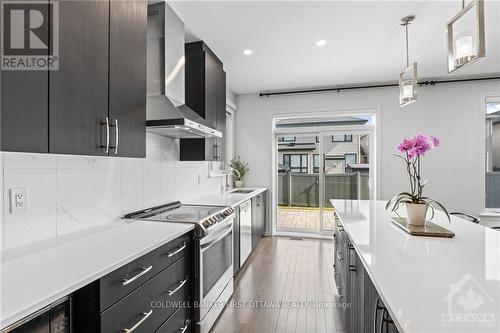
[277,134,321,233]
[275,129,374,234]
[319,130,374,232]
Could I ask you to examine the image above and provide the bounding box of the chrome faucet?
[222,167,241,192]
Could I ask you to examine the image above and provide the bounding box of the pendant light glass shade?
[447,0,485,73]
[399,15,417,107]
[399,63,418,107]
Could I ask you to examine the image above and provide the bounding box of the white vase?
[234,180,243,188]
[406,203,429,226]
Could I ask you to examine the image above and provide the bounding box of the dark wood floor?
[211,236,346,333]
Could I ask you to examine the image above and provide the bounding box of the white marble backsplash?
[0,133,223,250]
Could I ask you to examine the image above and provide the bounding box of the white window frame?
[480,95,500,215]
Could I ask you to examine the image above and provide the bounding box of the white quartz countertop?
[187,188,267,208]
[331,199,500,333]
[0,220,194,329]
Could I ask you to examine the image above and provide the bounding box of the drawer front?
[101,254,192,333]
[156,306,192,333]
[100,233,191,311]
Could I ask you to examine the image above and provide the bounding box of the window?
[283,154,308,173]
[313,154,320,173]
[485,98,500,209]
[324,156,345,174]
[332,134,353,142]
[278,136,296,142]
[345,154,357,166]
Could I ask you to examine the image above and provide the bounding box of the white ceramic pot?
[234,180,243,188]
[406,203,429,226]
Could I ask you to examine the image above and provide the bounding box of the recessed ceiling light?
[315,39,327,47]
[243,49,253,55]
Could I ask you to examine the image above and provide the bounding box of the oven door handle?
[201,225,232,250]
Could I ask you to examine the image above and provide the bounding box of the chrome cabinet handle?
[122,266,152,286]
[100,117,110,154]
[123,310,153,332]
[336,251,344,261]
[178,319,190,333]
[168,277,188,296]
[114,119,119,154]
[167,241,187,258]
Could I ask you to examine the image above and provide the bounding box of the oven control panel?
[201,207,235,229]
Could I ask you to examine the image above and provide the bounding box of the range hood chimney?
[146,2,222,139]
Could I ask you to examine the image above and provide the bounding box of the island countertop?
[331,199,500,333]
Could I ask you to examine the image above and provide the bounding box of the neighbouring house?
[276,116,371,175]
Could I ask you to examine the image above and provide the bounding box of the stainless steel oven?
[195,219,233,333]
[124,201,235,333]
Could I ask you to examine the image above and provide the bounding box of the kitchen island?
[331,199,500,333]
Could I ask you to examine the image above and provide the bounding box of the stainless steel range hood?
[146,2,222,139]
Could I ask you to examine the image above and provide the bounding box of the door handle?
[178,319,190,333]
[166,241,187,257]
[122,266,152,286]
[114,119,119,154]
[122,310,153,332]
[168,277,188,296]
[100,117,110,154]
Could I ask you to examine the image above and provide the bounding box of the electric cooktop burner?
[124,201,235,237]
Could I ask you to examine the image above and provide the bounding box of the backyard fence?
[486,172,500,209]
[278,173,369,207]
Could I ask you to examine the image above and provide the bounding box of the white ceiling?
[169,1,500,94]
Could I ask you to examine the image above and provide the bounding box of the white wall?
[0,133,222,250]
[235,80,500,217]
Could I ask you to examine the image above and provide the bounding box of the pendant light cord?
[462,0,465,9]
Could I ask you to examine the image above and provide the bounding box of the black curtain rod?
[259,76,500,97]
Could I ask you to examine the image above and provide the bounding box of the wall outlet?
[9,187,29,213]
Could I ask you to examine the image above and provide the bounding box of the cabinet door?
[251,196,259,249]
[233,206,240,276]
[1,0,49,153]
[204,53,218,127]
[49,0,109,156]
[109,0,146,157]
[259,191,266,236]
[216,68,226,162]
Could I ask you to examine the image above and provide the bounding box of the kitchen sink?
[230,189,255,194]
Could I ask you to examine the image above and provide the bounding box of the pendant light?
[446,0,485,73]
[399,15,417,107]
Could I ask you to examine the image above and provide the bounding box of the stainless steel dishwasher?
[239,200,252,266]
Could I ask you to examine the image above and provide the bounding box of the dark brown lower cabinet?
[334,229,399,333]
[74,231,194,333]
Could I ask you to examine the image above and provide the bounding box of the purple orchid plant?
[386,133,451,222]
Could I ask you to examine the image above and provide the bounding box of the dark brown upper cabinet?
[109,0,147,158]
[1,0,49,153]
[180,41,226,162]
[1,0,146,157]
[49,0,110,156]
